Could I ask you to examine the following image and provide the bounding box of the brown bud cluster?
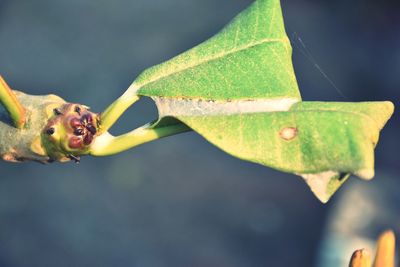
[42,103,100,162]
[67,112,97,149]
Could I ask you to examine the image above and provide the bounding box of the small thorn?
[68,154,80,163]
[53,108,63,115]
[46,127,55,135]
[75,106,81,115]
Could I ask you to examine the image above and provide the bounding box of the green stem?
[90,122,191,156]
[0,76,26,129]
[99,86,140,133]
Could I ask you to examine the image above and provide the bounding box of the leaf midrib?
[135,37,290,90]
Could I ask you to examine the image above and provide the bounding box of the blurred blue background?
[0,0,399,266]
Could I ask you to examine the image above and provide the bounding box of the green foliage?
[119,0,393,202]
[0,0,394,203]
[134,0,300,101]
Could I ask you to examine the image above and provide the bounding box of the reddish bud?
[86,124,97,135]
[70,117,82,128]
[83,134,93,145]
[69,136,83,149]
[81,114,93,125]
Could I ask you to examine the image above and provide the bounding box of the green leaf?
[161,101,393,202]
[112,0,394,202]
[131,0,300,101]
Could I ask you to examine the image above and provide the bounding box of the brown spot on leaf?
[279,127,298,141]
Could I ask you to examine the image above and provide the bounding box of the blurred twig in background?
[349,230,396,267]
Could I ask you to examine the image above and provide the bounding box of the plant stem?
[0,76,26,129]
[99,86,140,133]
[90,122,191,156]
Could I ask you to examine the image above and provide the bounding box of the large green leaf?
[121,0,394,202]
[131,0,300,101]
[161,101,393,202]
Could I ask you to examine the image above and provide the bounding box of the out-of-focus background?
[0,0,399,266]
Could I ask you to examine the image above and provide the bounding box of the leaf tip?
[354,169,374,180]
[300,171,337,203]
